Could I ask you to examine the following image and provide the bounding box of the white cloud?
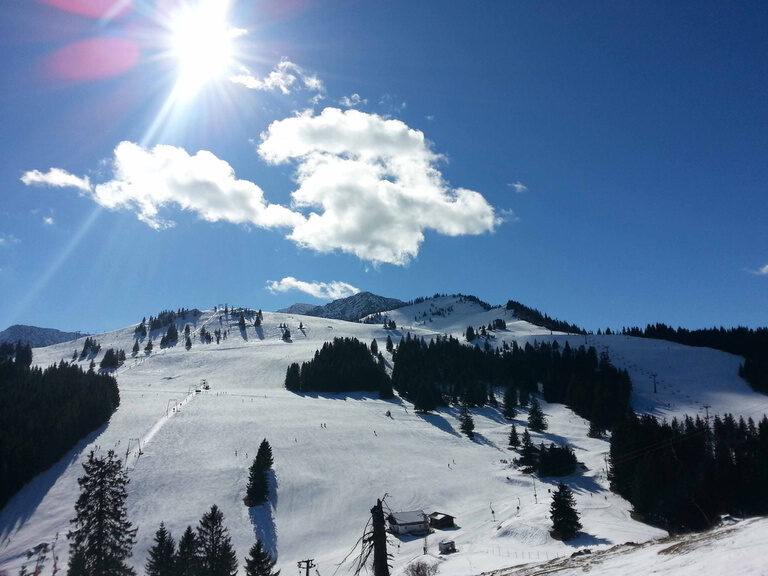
[339,93,366,108]
[43,217,55,225]
[258,107,499,264]
[508,181,528,194]
[230,59,324,95]
[22,141,302,231]
[0,234,20,247]
[266,276,360,300]
[21,168,91,192]
[752,264,768,276]
[22,108,499,266]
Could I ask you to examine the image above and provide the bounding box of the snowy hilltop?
[280,291,407,322]
[0,324,84,347]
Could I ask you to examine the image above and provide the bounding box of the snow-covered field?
[1,296,766,576]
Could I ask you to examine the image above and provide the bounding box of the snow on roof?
[389,510,427,525]
[429,512,454,520]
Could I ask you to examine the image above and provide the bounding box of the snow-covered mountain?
[0,295,765,576]
[0,324,84,347]
[281,291,407,322]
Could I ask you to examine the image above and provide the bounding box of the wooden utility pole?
[370,499,390,576]
[297,559,315,576]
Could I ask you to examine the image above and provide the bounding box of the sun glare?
[169,1,241,97]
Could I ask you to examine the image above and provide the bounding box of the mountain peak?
[279,292,406,322]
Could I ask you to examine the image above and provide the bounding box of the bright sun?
[169,1,242,97]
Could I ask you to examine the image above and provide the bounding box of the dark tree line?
[0,341,32,367]
[505,299,584,334]
[610,411,768,531]
[100,348,126,370]
[620,323,768,394]
[391,336,630,430]
[0,357,120,509]
[284,337,392,398]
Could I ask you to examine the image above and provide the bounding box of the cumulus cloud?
[22,141,302,231]
[230,59,323,95]
[752,264,768,276]
[339,93,366,108]
[43,217,55,225]
[266,276,360,300]
[508,181,528,194]
[21,168,91,192]
[22,108,499,265]
[258,107,499,264]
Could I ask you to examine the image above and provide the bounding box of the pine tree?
[459,405,475,439]
[385,335,394,352]
[465,326,476,341]
[185,336,192,351]
[196,505,238,576]
[238,315,246,330]
[145,523,176,576]
[550,483,581,540]
[284,363,301,392]
[502,386,517,419]
[67,450,137,576]
[518,428,537,468]
[175,526,198,576]
[145,339,153,353]
[508,424,520,448]
[256,439,274,470]
[132,340,140,355]
[245,440,274,507]
[243,539,279,576]
[528,397,548,432]
[370,339,378,355]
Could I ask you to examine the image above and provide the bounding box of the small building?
[387,510,429,535]
[428,512,456,529]
[438,539,456,554]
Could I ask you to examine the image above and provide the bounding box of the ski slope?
[1,296,766,576]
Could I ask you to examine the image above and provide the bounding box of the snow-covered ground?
[1,296,765,576]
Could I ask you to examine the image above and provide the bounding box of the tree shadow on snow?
[239,326,248,342]
[560,531,611,548]
[0,423,108,542]
[248,470,278,559]
[254,326,264,340]
[418,411,460,437]
[472,432,502,450]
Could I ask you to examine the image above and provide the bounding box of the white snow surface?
[1,296,766,576]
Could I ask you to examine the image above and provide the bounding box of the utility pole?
[370,499,390,576]
[297,559,315,576]
[532,478,538,504]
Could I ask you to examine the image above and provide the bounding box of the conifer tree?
[386,335,394,352]
[196,505,237,576]
[245,440,274,507]
[132,340,140,355]
[465,326,476,341]
[145,339,153,353]
[370,339,378,355]
[175,526,198,576]
[243,539,279,576]
[238,315,246,330]
[503,386,517,419]
[518,428,537,468]
[508,424,520,448]
[67,450,137,576]
[550,483,581,540]
[145,523,175,576]
[528,397,548,431]
[459,405,475,439]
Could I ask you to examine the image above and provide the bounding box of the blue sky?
[1,0,766,334]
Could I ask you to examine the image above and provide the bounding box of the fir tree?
[502,386,517,419]
[185,336,192,351]
[550,483,581,540]
[245,440,273,507]
[145,523,176,576]
[196,505,238,576]
[459,405,475,439]
[145,339,153,353]
[175,526,198,576]
[508,424,520,448]
[132,340,140,355]
[67,450,137,576]
[243,539,279,576]
[370,339,378,355]
[385,335,394,352]
[465,326,476,341]
[238,315,246,330]
[528,397,548,431]
[256,439,274,470]
[518,428,537,468]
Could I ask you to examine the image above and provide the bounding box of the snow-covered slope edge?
[484,516,768,576]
